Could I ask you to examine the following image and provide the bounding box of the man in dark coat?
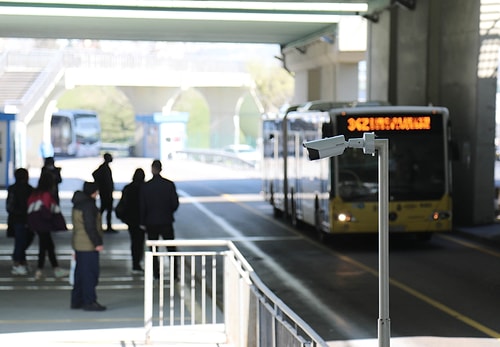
[92,152,115,233]
[140,159,179,279]
[120,168,146,273]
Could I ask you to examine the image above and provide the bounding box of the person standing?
[70,181,106,311]
[7,168,34,275]
[92,152,115,233]
[118,168,146,274]
[27,171,68,280]
[41,156,62,204]
[140,160,179,280]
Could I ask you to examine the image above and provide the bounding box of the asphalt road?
[170,165,500,342]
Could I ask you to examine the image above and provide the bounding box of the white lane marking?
[178,189,366,337]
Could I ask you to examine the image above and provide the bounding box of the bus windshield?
[74,115,100,144]
[338,119,446,202]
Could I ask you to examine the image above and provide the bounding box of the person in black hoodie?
[70,181,106,311]
[41,156,62,204]
[119,168,146,274]
[7,168,34,275]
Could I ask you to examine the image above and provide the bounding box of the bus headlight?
[337,212,353,222]
[431,211,451,221]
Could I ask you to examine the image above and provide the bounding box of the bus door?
[289,130,302,218]
[272,128,286,212]
[298,120,330,229]
[262,117,282,203]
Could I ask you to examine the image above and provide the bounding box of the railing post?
[144,250,153,345]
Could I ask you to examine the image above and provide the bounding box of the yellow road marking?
[334,252,500,338]
[438,234,500,258]
[389,279,500,338]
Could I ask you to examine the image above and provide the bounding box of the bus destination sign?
[346,116,431,132]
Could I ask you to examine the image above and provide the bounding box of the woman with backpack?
[27,171,68,280]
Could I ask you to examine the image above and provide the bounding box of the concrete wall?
[367,0,499,225]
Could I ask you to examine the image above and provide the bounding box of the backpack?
[115,188,128,223]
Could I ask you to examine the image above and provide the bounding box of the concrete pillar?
[287,46,362,104]
[118,86,180,115]
[24,82,67,168]
[307,67,322,101]
[198,87,253,148]
[367,0,498,225]
[293,70,309,104]
[335,63,360,101]
[441,1,498,225]
[284,17,366,105]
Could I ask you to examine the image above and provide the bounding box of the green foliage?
[57,86,135,143]
[172,88,210,149]
[239,94,261,147]
[246,61,294,114]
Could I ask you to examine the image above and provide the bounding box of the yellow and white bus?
[262,105,452,241]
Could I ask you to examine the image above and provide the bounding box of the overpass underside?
[0,0,499,226]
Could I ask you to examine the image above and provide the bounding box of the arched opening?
[170,88,210,149]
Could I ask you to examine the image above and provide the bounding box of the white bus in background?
[51,109,102,157]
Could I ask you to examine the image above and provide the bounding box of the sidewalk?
[0,217,229,347]
[0,325,229,347]
[454,222,500,245]
[0,158,241,346]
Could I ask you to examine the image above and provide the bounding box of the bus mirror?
[322,122,334,137]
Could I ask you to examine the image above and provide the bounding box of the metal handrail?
[177,149,259,168]
[144,239,328,347]
[3,50,65,120]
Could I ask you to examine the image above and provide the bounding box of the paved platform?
[0,158,246,346]
[455,223,500,245]
[0,325,229,347]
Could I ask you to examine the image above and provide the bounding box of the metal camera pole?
[375,138,390,347]
[351,134,390,347]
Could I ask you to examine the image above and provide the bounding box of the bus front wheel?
[290,190,298,226]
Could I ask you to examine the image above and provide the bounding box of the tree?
[172,88,211,149]
[246,61,294,114]
[57,86,135,143]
